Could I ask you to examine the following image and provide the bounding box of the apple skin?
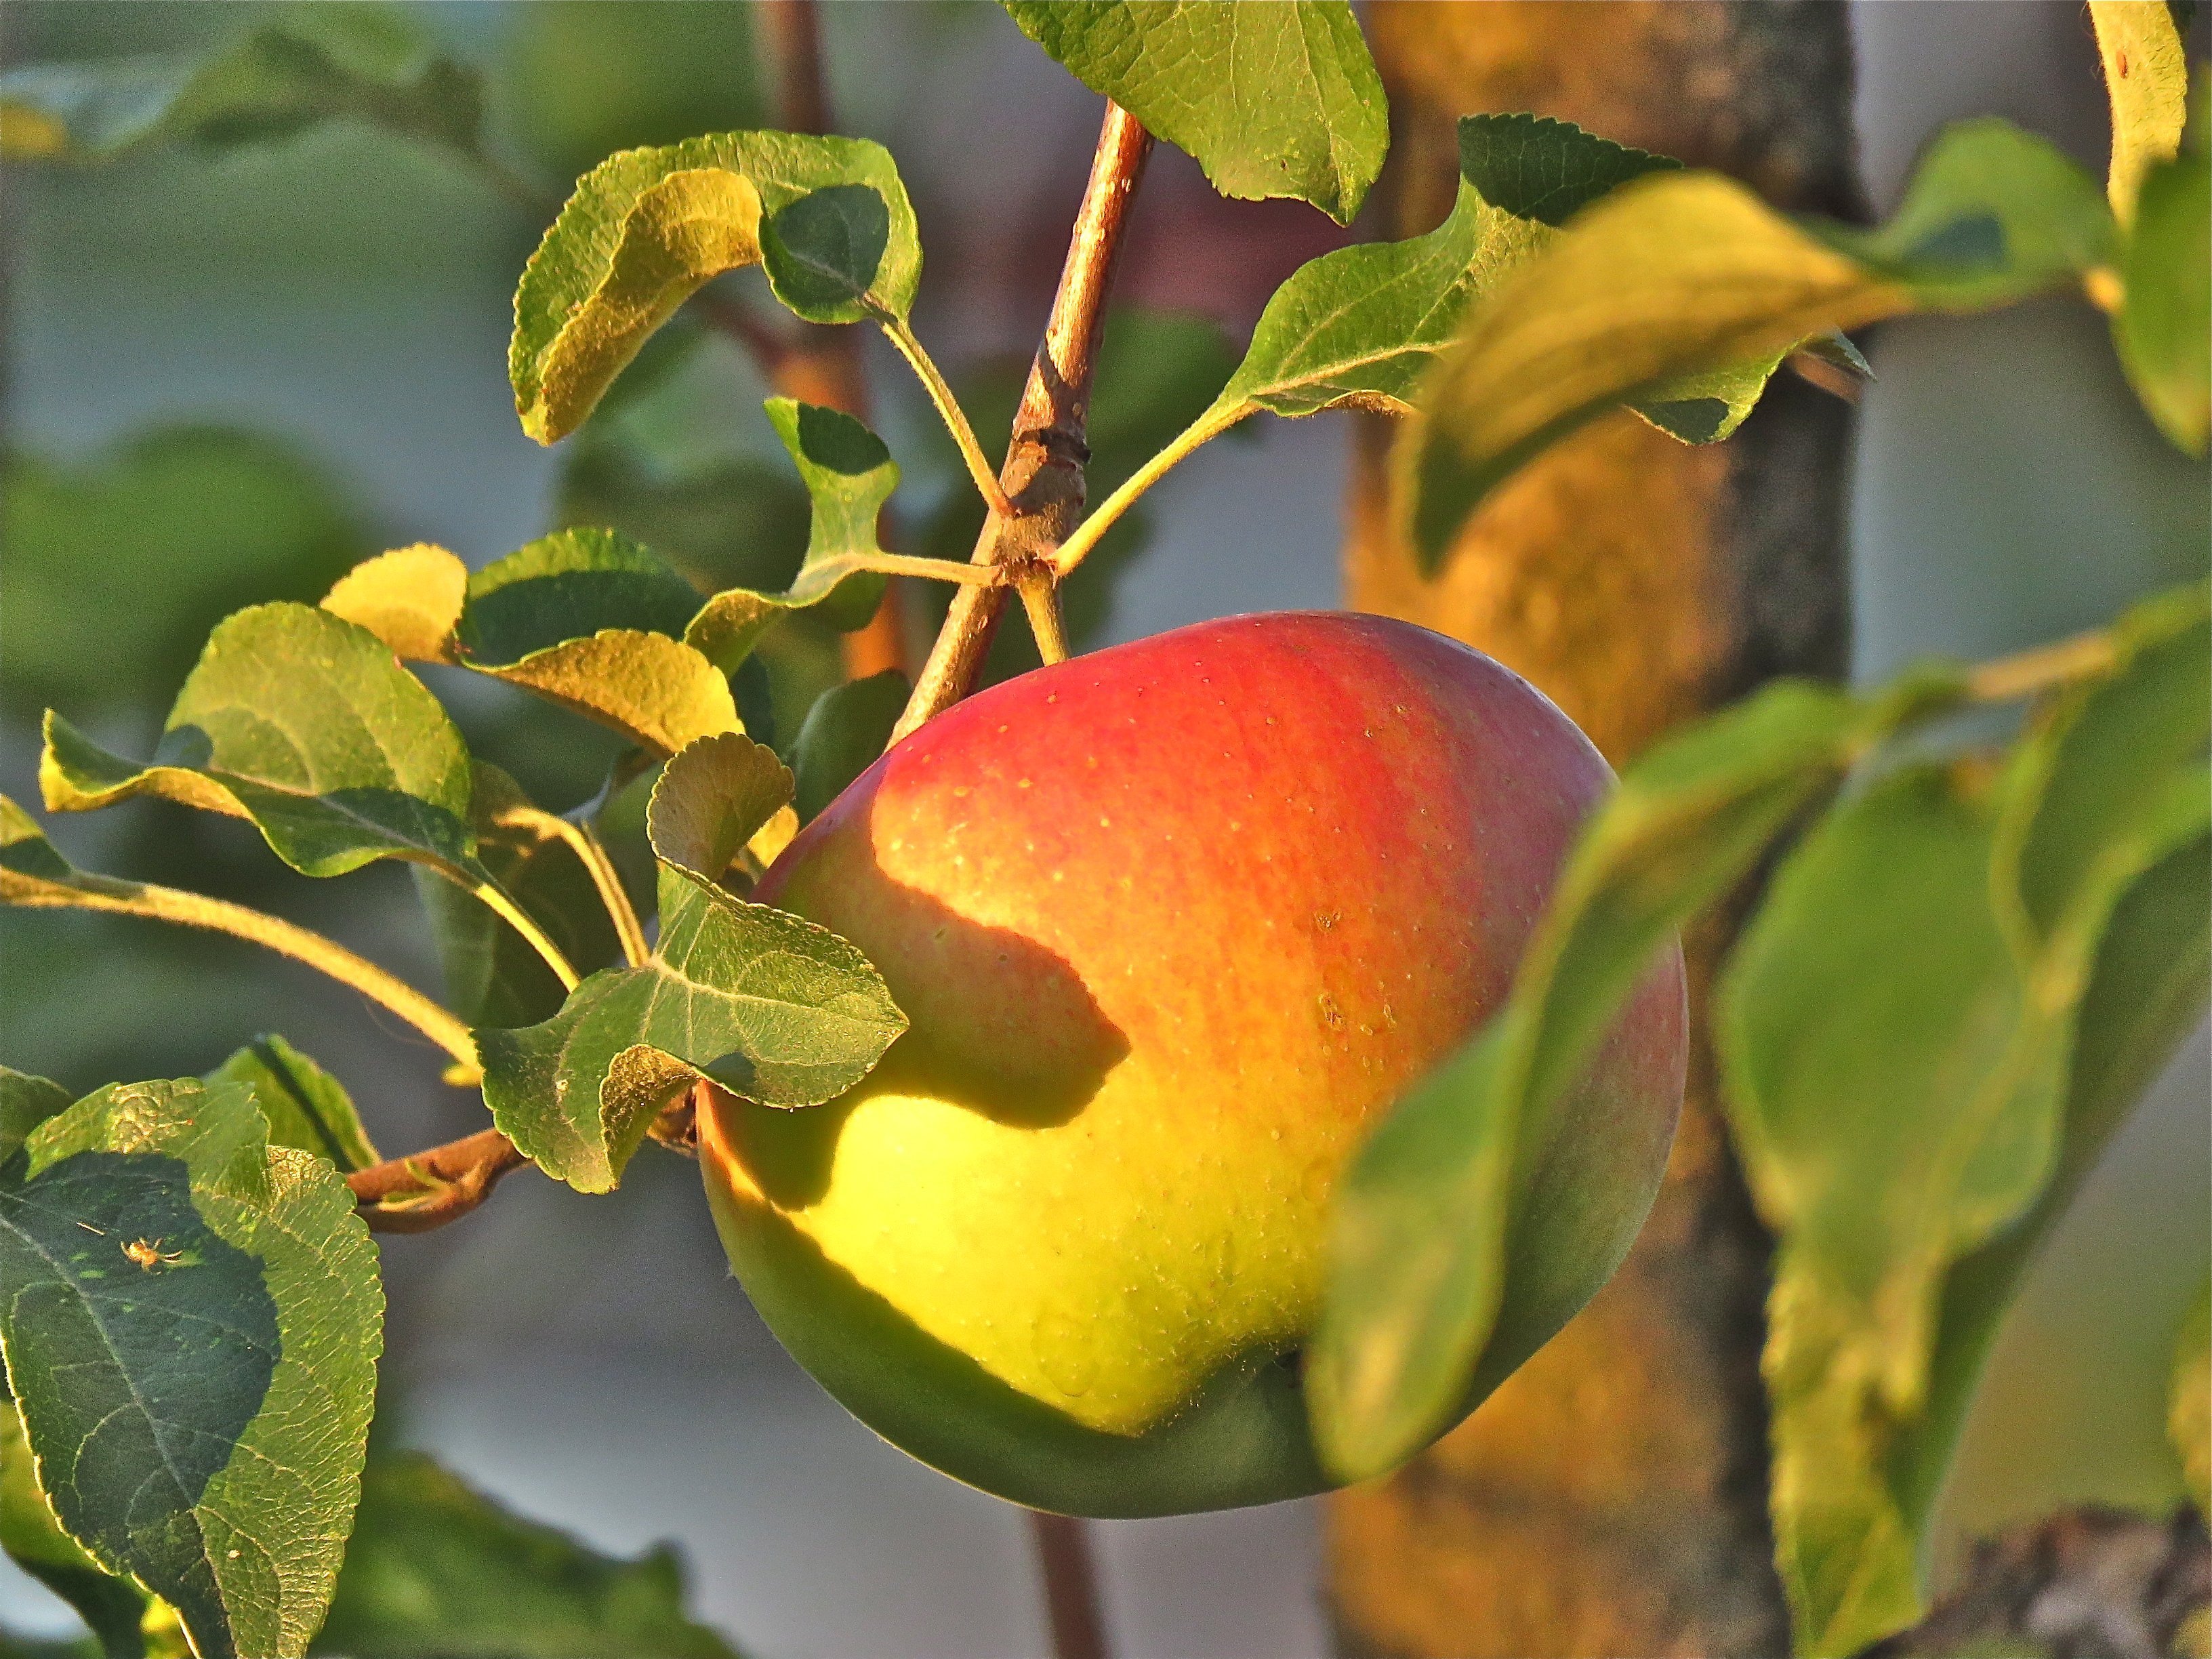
[699,611,1685,1517]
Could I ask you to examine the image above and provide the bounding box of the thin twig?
[1858,1505,2207,1658]
[1965,625,2121,703]
[347,1128,529,1233]
[1030,1511,1111,1659]
[893,100,1155,741]
[4,869,480,1078]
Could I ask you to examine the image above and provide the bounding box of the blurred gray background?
[2,3,2206,1655]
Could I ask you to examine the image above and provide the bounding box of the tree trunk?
[1330,5,1862,1655]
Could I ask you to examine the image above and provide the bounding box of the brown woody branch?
[891,100,1155,741]
[347,1128,528,1234]
[1860,1506,2209,1659]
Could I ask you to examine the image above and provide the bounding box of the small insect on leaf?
[121,1237,186,1271]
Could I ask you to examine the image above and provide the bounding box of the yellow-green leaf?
[2091,1,2192,223]
[512,131,920,444]
[39,603,485,884]
[320,542,468,663]
[1404,119,2113,565]
[2175,1289,2211,1514]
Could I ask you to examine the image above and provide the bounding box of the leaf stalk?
[7,870,480,1078]
[496,806,650,968]
[882,317,1018,520]
[1050,402,1248,578]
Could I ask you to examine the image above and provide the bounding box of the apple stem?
[892,100,1157,741]
[1030,1510,1112,1659]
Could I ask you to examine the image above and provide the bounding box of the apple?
[699,611,1685,1517]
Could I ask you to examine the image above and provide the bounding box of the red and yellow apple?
[699,612,1685,1517]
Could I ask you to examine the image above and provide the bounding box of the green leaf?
[1629,332,1870,447]
[0,1078,382,1659]
[1721,588,2211,1654]
[2092,1,2192,222]
[762,398,893,630]
[647,733,794,887]
[414,764,627,1031]
[682,401,897,671]
[2113,77,2209,454]
[2001,583,2212,949]
[787,671,907,825]
[321,543,468,664]
[38,603,484,883]
[1206,117,1650,429]
[312,1451,740,1659]
[477,872,903,1190]
[0,3,484,163]
[1454,109,1680,228]
[512,132,920,443]
[459,529,703,666]
[451,530,741,757]
[0,1069,72,1166]
[205,1035,379,1172]
[2175,1289,2211,1515]
[1,426,369,719]
[1,1397,147,1659]
[1405,118,2114,565]
[1309,677,1944,1482]
[476,741,896,1191]
[1000,1,1386,225]
[1721,769,2026,1654]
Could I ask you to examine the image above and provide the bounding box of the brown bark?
[1330,6,1862,1656]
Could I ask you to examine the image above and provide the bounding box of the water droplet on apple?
[1033,1303,1102,1398]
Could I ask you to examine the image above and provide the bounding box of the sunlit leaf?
[205,1034,379,1172]
[787,671,907,825]
[459,528,702,665]
[450,530,739,756]
[0,1069,72,1166]
[321,543,468,663]
[1000,0,1386,224]
[312,1452,739,1659]
[2091,1,2192,222]
[478,872,903,1191]
[0,3,484,164]
[0,1078,382,1658]
[1,1396,147,1659]
[2113,77,2209,454]
[476,744,897,1191]
[647,733,793,885]
[39,604,485,884]
[512,131,919,442]
[1309,676,1953,1482]
[1406,118,2114,565]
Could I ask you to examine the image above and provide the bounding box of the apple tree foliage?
[2,1,2207,1653]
